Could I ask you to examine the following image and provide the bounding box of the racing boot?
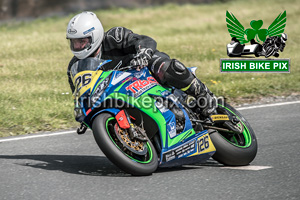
[183,77,217,117]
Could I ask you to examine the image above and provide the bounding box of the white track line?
[0,101,299,143]
[221,165,273,171]
[0,130,76,143]
[236,100,300,110]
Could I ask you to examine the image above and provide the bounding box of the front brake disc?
[114,124,148,156]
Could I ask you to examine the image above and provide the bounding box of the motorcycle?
[262,34,287,58]
[71,57,258,176]
[262,38,281,58]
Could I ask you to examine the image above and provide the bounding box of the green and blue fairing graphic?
[72,60,216,167]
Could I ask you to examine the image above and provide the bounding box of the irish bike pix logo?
[220,11,290,73]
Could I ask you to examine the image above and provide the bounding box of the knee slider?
[170,59,186,75]
[164,59,194,89]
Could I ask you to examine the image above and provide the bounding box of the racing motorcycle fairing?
[71,58,216,167]
[160,129,216,167]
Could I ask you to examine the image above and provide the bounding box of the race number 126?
[197,135,209,152]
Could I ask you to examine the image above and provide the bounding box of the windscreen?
[70,57,104,77]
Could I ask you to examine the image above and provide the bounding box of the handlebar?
[116,65,145,71]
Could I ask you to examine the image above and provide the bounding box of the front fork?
[76,109,147,141]
[115,110,147,141]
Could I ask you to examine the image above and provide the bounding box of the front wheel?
[210,103,258,166]
[92,113,158,176]
[264,45,275,58]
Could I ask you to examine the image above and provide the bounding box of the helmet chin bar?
[73,45,93,59]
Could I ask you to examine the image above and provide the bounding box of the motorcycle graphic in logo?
[226,11,287,58]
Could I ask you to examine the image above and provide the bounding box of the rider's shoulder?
[105,26,133,40]
[106,26,132,33]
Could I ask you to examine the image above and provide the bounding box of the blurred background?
[0,0,298,136]
[0,0,222,21]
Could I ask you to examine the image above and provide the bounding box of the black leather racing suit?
[67,27,216,116]
[67,26,198,92]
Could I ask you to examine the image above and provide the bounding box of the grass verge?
[0,0,299,137]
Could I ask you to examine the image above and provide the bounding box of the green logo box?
[220,59,290,73]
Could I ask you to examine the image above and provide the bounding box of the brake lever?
[117,65,142,71]
[117,65,134,71]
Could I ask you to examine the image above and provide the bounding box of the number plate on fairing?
[188,133,216,157]
[161,132,216,163]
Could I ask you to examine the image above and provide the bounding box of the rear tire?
[210,103,258,166]
[92,113,158,176]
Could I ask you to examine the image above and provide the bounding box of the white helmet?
[66,11,104,59]
[281,33,288,43]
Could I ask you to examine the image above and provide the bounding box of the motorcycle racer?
[66,11,217,117]
[262,33,288,57]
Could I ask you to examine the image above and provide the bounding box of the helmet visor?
[69,37,92,52]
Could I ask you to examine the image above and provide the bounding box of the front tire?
[210,103,258,166]
[264,45,275,58]
[92,113,158,175]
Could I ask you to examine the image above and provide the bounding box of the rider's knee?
[164,59,195,89]
[150,56,195,89]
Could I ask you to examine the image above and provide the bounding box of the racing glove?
[130,47,153,68]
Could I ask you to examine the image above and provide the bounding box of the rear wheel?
[92,113,158,176]
[210,103,258,166]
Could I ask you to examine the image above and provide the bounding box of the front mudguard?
[90,108,121,122]
[84,108,121,128]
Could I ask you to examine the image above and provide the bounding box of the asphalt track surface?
[0,101,299,200]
